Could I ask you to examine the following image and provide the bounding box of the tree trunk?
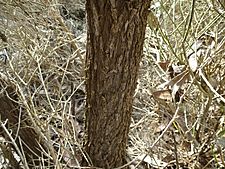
[85,0,151,168]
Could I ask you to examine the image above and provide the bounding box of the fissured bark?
[85,1,151,168]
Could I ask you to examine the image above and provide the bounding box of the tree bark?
[85,0,151,168]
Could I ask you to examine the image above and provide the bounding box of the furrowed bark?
[85,1,151,168]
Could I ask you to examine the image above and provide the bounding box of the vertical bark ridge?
[85,1,151,168]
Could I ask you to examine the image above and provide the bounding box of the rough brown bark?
[85,0,151,168]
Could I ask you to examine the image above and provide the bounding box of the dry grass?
[0,0,224,168]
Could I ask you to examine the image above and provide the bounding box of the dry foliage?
[130,0,225,168]
[0,0,86,168]
[0,0,224,168]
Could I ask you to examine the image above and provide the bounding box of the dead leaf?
[138,154,168,169]
[152,89,172,102]
[157,61,170,71]
[147,11,159,30]
[188,53,198,72]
